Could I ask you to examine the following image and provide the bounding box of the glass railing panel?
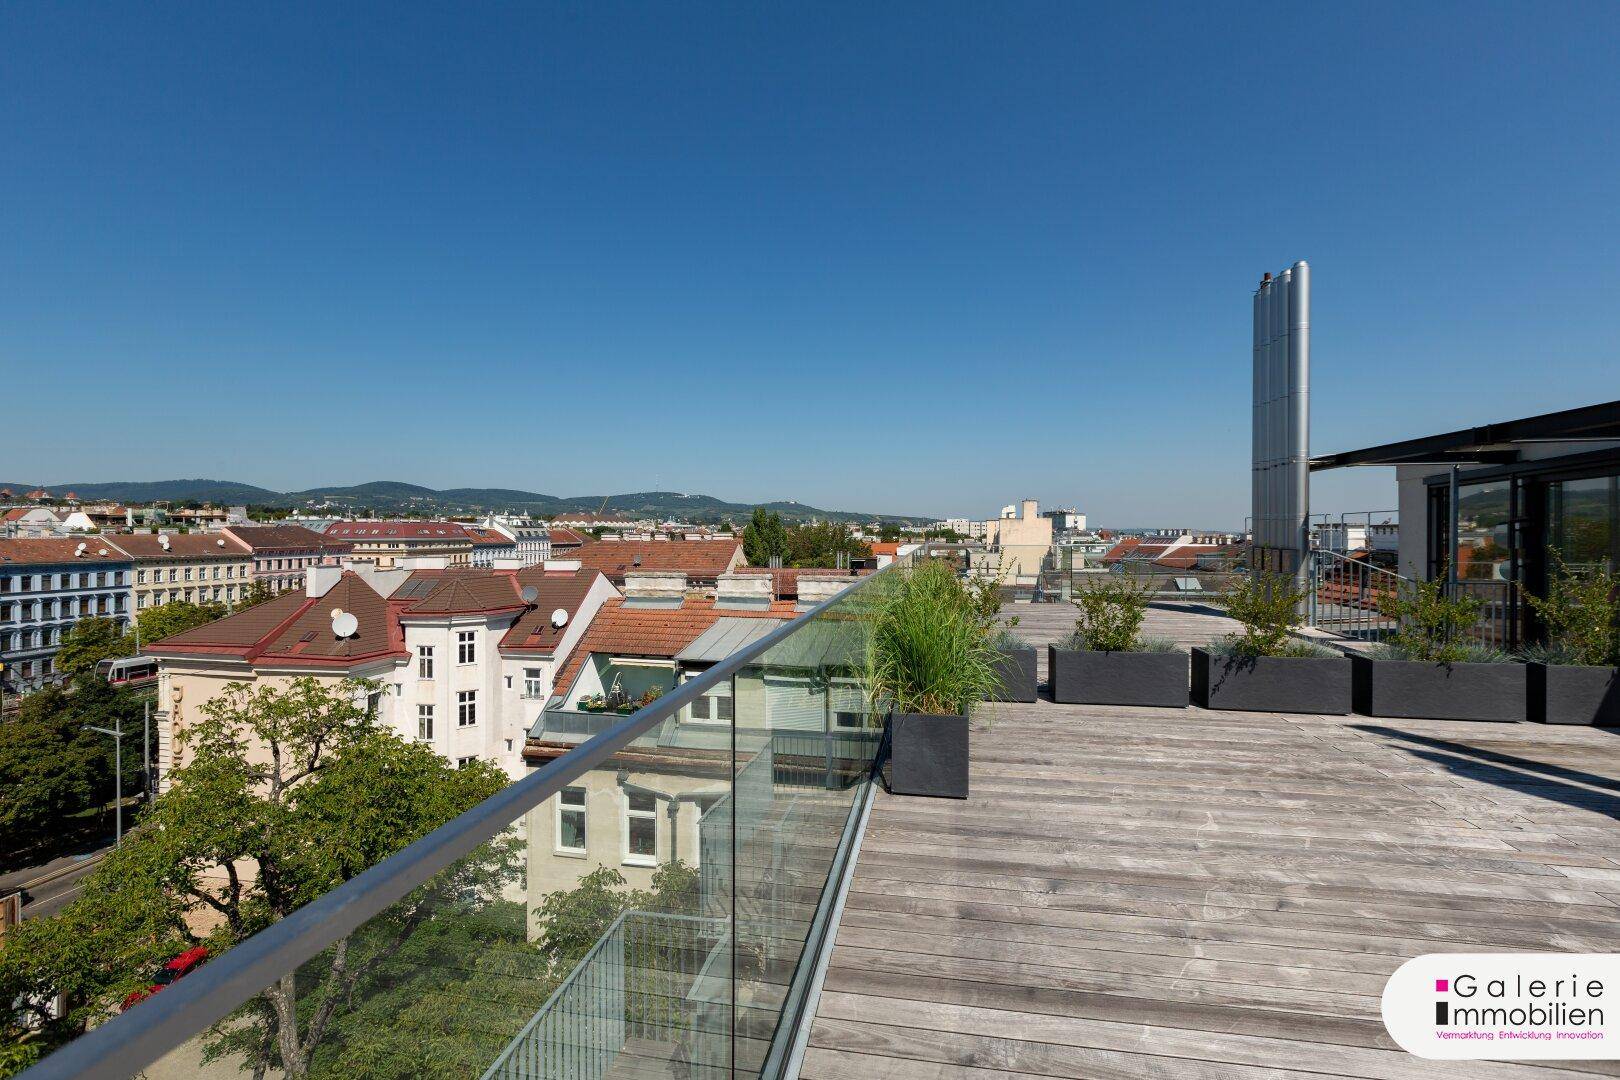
[134,742,736,1079]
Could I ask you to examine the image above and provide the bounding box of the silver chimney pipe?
[1250,262,1311,580]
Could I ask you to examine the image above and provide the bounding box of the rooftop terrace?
[803,603,1620,1080]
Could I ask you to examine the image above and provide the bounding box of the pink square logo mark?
[1435,979,1449,992]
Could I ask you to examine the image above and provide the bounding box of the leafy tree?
[136,600,228,644]
[235,579,275,609]
[1524,552,1619,667]
[783,521,870,569]
[0,697,114,862]
[741,508,788,566]
[54,617,135,679]
[0,678,510,1078]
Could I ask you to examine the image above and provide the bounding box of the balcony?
[20,557,1620,1080]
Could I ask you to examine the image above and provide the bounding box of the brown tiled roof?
[1101,537,1143,562]
[550,596,796,702]
[146,572,407,668]
[395,570,524,617]
[499,568,609,655]
[546,527,588,548]
[869,542,904,556]
[569,540,742,584]
[463,526,515,547]
[325,520,472,541]
[109,533,251,560]
[733,566,870,599]
[223,524,348,553]
[0,537,129,566]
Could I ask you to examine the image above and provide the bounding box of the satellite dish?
[332,611,359,639]
[550,608,569,628]
[330,608,345,620]
[521,585,539,605]
[216,538,226,546]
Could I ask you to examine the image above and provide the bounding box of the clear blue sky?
[4,4,1617,526]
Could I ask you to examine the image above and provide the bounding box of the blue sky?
[3,5,1617,526]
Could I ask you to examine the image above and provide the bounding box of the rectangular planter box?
[988,646,1037,703]
[1049,646,1188,708]
[1527,662,1620,726]
[882,712,968,799]
[1350,655,1526,722]
[1191,647,1351,714]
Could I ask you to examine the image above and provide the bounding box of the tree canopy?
[136,600,228,644]
[54,617,134,679]
[744,511,869,569]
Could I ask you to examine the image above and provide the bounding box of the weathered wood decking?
[803,605,1620,1079]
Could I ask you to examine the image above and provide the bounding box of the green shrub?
[1064,575,1155,652]
[866,561,1001,715]
[1221,572,1308,658]
[1378,571,1488,664]
[1524,553,1620,667]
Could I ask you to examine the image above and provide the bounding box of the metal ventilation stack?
[1251,261,1310,580]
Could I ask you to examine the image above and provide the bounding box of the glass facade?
[1546,472,1620,574]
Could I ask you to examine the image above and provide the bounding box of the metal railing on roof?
[20,547,916,1080]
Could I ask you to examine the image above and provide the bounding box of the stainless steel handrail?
[20,552,909,1080]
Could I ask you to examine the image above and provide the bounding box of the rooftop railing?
[20,551,913,1080]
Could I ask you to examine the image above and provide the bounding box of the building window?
[418,646,434,679]
[457,630,476,665]
[623,791,657,866]
[137,569,147,585]
[417,704,434,740]
[184,567,193,582]
[456,756,477,768]
[457,690,477,727]
[557,787,587,854]
[523,667,544,699]
[689,683,733,724]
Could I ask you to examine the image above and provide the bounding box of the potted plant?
[1351,573,1524,721]
[580,694,607,713]
[1049,576,1187,707]
[866,561,1000,798]
[1524,555,1619,725]
[1192,573,1351,713]
[963,574,1036,703]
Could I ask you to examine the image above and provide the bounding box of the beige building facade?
[112,532,255,611]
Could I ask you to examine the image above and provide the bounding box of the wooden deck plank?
[805,605,1620,1078]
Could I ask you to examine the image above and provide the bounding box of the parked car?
[120,946,209,1011]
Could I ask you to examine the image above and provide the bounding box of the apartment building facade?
[0,538,132,694]
[323,520,475,568]
[110,532,254,611]
[222,524,353,593]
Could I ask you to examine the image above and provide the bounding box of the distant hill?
[2,479,926,525]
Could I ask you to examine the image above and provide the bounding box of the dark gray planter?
[1527,662,1620,726]
[988,646,1037,703]
[1049,646,1188,708]
[882,712,968,799]
[1191,647,1351,714]
[1350,655,1526,722]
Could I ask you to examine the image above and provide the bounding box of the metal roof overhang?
[1309,400,1620,471]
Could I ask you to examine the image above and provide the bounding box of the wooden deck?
[802,607,1620,1078]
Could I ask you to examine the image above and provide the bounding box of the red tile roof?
[463,526,516,548]
[569,540,742,584]
[109,533,251,560]
[0,537,128,566]
[869,542,905,556]
[550,596,796,700]
[392,570,524,617]
[1101,537,1144,563]
[325,520,472,541]
[223,524,350,553]
[546,527,588,548]
[499,568,610,655]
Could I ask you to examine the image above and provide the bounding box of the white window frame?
[417,704,434,741]
[622,790,658,867]
[555,786,587,857]
[457,630,476,665]
[523,667,545,700]
[418,645,434,679]
[457,690,477,727]
[687,677,733,725]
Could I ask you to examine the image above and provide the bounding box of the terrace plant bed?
[987,632,1038,703]
[1527,662,1620,726]
[1358,571,1525,721]
[1351,654,1526,722]
[1192,646,1351,713]
[1050,576,1189,708]
[1050,646,1188,708]
[882,712,969,798]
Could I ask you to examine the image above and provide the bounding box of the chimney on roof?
[796,574,857,611]
[307,563,343,598]
[622,570,685,608]
[543,559,582,572]
[715,571,772,611]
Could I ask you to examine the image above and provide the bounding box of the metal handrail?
[19,551,912,1080]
